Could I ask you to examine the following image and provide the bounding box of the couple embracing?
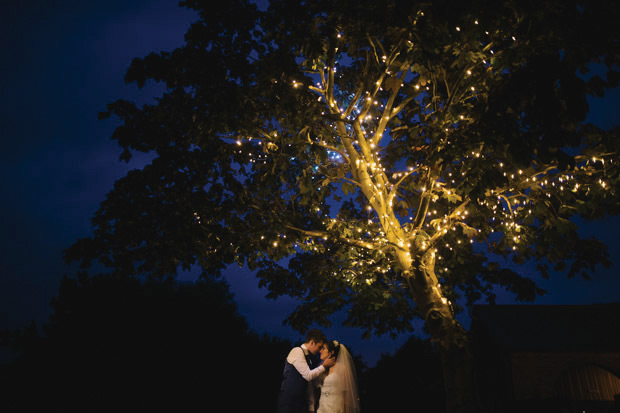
[277,329,360,413]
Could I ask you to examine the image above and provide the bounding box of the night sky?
[1,0,619,367]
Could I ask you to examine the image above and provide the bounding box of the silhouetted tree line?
[1,274,444,412]
[1,274,291,411]
[360,336,446,413]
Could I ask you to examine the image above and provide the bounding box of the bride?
[316,340,360,413]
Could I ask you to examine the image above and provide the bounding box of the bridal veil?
[332,342,360,413]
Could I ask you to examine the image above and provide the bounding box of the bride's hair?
[325,340,340,359]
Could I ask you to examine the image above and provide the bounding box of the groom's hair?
[305,329,327,344]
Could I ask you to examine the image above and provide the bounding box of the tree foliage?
[67,0,620,344]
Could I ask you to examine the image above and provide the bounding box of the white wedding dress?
[316,342,360,413]
[317,372,345,413]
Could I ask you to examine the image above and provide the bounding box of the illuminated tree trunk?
[348,104,479,411]
[404,251,477,413]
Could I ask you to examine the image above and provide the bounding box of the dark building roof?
[471,304,620,352]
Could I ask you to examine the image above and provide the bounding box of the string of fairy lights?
[198,14,616,297]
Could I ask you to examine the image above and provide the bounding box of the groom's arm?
[286,348,326,381]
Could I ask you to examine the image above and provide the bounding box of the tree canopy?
[67,0,620,361]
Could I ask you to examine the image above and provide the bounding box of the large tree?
[67,0,620,411]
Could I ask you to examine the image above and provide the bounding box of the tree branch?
[285,225,382,250]
[426,199,471,249]
[373,65,409,145]
[305,130,351,166]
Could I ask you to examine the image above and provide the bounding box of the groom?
[277,329,335,413]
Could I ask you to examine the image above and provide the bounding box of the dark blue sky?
[1,0,619,366]
[0,0,196,329]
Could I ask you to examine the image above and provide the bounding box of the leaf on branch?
[264,141,279,153]
[442,190,462,203]
[397,200,409,217]
[341,181,355,195]
[537,263,550,279]
[554,217,577,235]
[429,218,442,229]
[326,220,336,231]
[384,76,402,93]
[461,224,478,239]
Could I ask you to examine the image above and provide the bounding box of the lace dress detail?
[317,372,344,413]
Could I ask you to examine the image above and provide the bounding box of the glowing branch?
[343,58,372,118]
[285,225,383,251]
[303,129,350,165]
[373,64,409,145]
[426,199,471,248]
